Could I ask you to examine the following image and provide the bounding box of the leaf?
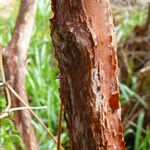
[134,111,145,150]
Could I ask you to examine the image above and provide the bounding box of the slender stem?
[0,112,9,119]
[0,106,47,119]
[6,106,47,112]
[0,47,11,110]
[57,101,63,150]
[6,82,64,150]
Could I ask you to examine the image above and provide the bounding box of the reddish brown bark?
[51,0,125,149]
[3,0,38,149]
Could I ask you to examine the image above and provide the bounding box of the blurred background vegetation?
[0,0,150,149]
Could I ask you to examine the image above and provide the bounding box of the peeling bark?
[51,0,125,149]
[3,0,38,149]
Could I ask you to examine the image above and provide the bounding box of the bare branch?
[3,0,39,149]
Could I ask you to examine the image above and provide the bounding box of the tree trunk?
[51,0,125,149]
[3,0,38,149]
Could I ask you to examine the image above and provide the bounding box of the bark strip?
[51,0,125,149]
[3,0,38,149]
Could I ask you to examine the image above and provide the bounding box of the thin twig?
[6,106,47,112]
[0,112,9,119]
[140,66,150,74]
[0,106,47,119]
[0,46,11,111]
[57,101,63,150]
[6,82,64,150]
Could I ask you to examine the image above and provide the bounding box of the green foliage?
[119,82,147,108]
[118,5,150,150]
[26,0,68,149]
[124,112,150,150]
[140,130,150,150]
[0,97,6,113]
[0,1,19,46]
[0,119,25,150]
[116,7,147,42]
[134,111,145,150]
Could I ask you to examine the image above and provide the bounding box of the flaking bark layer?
[51,0,125,149]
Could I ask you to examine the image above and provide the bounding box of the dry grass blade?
[0,106,47,119]
[6,106,47,112]
[0,46,11,111]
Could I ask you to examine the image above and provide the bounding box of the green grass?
[134,111,145,150]
[115,6,147,42]
[26,0,68,149]
[0,118,25,150]
[117,5,150,150]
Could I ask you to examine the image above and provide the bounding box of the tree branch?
[3,0,39,149]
